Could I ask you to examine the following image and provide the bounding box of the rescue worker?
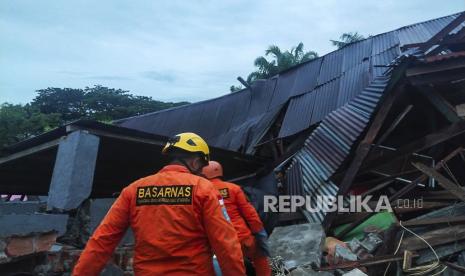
[202,161,272,276]
[73,133,245,276]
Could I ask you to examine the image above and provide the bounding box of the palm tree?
[331,32,365,49]
[246,43,318,83]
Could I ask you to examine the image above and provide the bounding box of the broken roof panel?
[310,77,341,125]
[248,79,276,117]
[278,91,317,138]
[317,49,344,86]
[117,12,464,152]
[337,61,370,107]
[396,13,459,45]
[372,46,402,78]
[288,73,392,223]
[269,69,299,108]
[342,38,372,71]
[291,58,323,97]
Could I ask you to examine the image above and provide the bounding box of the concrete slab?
[0,201,45,215]
[0,213,68,237]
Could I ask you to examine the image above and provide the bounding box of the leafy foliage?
[246,43,319,83]
[0,86,188,150]
[0,103,61,147]
[330,32,366,49]
[230,85,244,93]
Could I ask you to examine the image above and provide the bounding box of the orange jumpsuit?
[73,165,245,276]
[210,178,272,276]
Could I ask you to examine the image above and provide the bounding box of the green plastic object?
[333,212,397,241]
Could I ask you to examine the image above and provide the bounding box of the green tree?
[32,88,86,121]
[0,86,189,151]
[246,43,319,83]
[331,32,366,49]
[32,85,189,122]
[0,103,60,149]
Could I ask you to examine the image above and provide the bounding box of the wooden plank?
[66,125,165,146]
[354,170,418,188]
[409,66,465,86]
[420,86,461,123]
[444,262,465,274]
[361,121,465,174]
[401,216,465,227]
[335,147,463,239]
[412,162,465,202]
[374,104,413,147]
[400,225,465,251]
[0,138,61,165]
[407,57,465,77]
[415,190,460,200]
[419,12,465,52]
[393,201,449,214]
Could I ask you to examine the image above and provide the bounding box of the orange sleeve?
[200,180,245,276]
[73,187,131,276]
[235,186,264,234]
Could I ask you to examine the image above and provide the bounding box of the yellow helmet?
[162,132,210,162]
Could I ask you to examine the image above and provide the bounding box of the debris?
[318,254,415,271]
[1,10,465,276]
[335,245,357,262]
[268,223,325,269]
[341,268,368,276]
[348,232,383,256]
[333,212,397,241]
[400,225,465,251]
[324,237,347,264]
[289,266,333,276]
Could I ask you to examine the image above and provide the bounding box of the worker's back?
[73,165,245,276]
[210,178,264,240]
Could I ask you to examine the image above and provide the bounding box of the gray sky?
[1,0,464,104]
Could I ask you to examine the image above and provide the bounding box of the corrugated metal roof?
[269,70,299,108]
[372,46,401,78]
[117,12,464,152]
[310,78,341,125]
[279,91,317,138]
[286,73,391,223]
[317,49,344,86]
[285,160,304,196]
[371,31,400,56]
[291,58,322,97]
[396,13,460,45]
[337,61,370,107]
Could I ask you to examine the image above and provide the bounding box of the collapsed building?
[1,11,465,275]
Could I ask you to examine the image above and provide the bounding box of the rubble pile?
[1,11,465,276]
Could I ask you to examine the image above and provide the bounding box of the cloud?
[0,0,464,104]
[85,75,132,81]
[56,70,90,76]
[140,71,176,83]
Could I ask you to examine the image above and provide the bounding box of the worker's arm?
[235,186,265,233]
[73,187,131,276]
[200,181,245,276]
